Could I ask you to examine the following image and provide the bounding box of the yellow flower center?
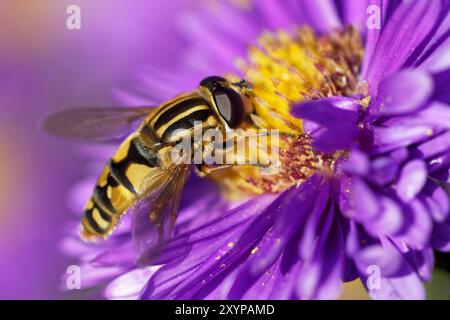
[211,26,365,199]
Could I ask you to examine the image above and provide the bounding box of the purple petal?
[227,175,328,299]
[298,186,333,261]
[267,257,302,300]
[388,146,411,161]
[369,273,425,300]
[433,69,450,104]
[365,196,403,237]
[91,242,136,268]
[397,160,428,203]
[373,70,433,115]
[312,126,359,153]
[291,97,361,123]
[345,220,360,256]
[309,235,344,299]
[178,11,244,71]
[402,247,434,282]
[149,195,275,266]
[239,257,285,300]
[343,177,381,222]
[296,218,344,300]
[427,152,450,174]
[59,236,98,260]
[338,0,371,33]
[198,1,259,45]
[291,97,361,153]
[355,239,432,294]
[295,0,342,33]
[104,267,157,300]
[342,149,370,176]
[127,66,194,103]
[360,0,384,76]
[368,156,400,186]
[414,102,450,129]
[395,199,433,250]
[415,131,450,159]
[175,177,230,235]
[416,7,450,71]
[140,195,278,299]
[424,43,450,73]
[61,263,128,290]
[254,0,299,31]
[364,0,441,93]
[422,182,450,223]
[354,242,407,278]
[372,123,435,154]
[431,217,450,252]
[338,172,352,217]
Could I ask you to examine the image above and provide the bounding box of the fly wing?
[41,106,157,143]
[131,165,190,263]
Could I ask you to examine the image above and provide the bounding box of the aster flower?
[64,0,450,300]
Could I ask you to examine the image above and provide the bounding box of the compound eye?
[200,76,227,89]
[212,87,244,128]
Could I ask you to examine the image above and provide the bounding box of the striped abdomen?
[81,93,219,240]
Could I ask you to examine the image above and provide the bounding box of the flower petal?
[140,195,278,299]
[342,149,370,176]
[397,160,428,203]
[369,273,425,300]
[343,177,381,222]
[338,0,371,33]
[297,218,344,300]
[414,102,450,129]
[395,199,433,250]
[402,247,434,282]
[365,196,403,237]
[368,156,400,186]
[291,97,360,123]
[415,131,450,159]
[354,242,407,278]
[104,267,157,300]
[374,70,433,115]
[291,97,361,153]
[61,263,128,290]
[227,175,328,299]
[91,242,136,268]
[372,123,435,154]
[431,216,450,252]
[364,0,441,92]
[424,43,450,73]
[295,0,341,33]
[422,181,450,223]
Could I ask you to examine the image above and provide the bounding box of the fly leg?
[195,164,232,177]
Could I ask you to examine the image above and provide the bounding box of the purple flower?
[65,0,450,299]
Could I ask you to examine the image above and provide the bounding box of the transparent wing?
[131,165,190,264]
[41,106,157,142]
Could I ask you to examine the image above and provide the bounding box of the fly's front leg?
[193,127,286,177]
[192,127,231,177]
[231,79,253,94]
[223,128,284,170]
[195,164,232,177]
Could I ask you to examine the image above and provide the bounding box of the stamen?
[213,26,365,198]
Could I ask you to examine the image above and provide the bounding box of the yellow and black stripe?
[149,94,216,143]
[81,93,220,240]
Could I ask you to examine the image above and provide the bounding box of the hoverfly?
[44,76,271,259]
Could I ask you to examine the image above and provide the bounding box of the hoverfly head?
[200,75,246,129]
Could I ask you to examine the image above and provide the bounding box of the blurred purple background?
[0,0,191,299]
